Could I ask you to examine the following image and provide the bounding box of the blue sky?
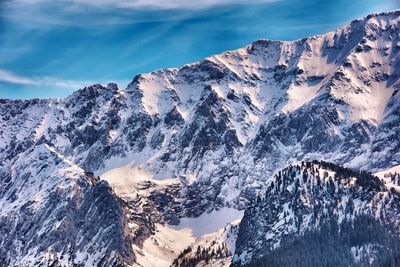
[0,0,399,99]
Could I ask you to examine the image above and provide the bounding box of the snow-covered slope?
[172,220,240,267]
[375,164,400,191]
[133,224,195,267]
[1,10,400,267]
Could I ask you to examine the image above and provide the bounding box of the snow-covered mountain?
[0,144,140,266]
[233,161,400,266]
[1,10,400,266]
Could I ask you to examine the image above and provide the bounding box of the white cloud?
[9,0,279,10]
[1,0,280,27]
[0,69,35,85]
[105,0,279,9]
[0,69,93,89]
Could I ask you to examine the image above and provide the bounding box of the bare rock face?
[0,145,140,266]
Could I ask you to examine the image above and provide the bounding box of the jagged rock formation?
[0,144,143,266]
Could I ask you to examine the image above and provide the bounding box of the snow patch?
[101,163,178,198]
[133,224,194,267]
[174,208,244,237]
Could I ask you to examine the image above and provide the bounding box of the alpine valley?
[1,10,400,267]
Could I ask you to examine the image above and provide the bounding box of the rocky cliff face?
[1,10,400,266]
[0,144,142,266]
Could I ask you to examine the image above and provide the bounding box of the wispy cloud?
[0,69,34,85]
[0,69,93,89]
[0,0,280,27]
[8,0,279,10]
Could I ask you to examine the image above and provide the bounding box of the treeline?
[237,161,400,267]
[244,215,400,267]
[251,160,385,206]
[171,242,230,267]
[312,160,384,191]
